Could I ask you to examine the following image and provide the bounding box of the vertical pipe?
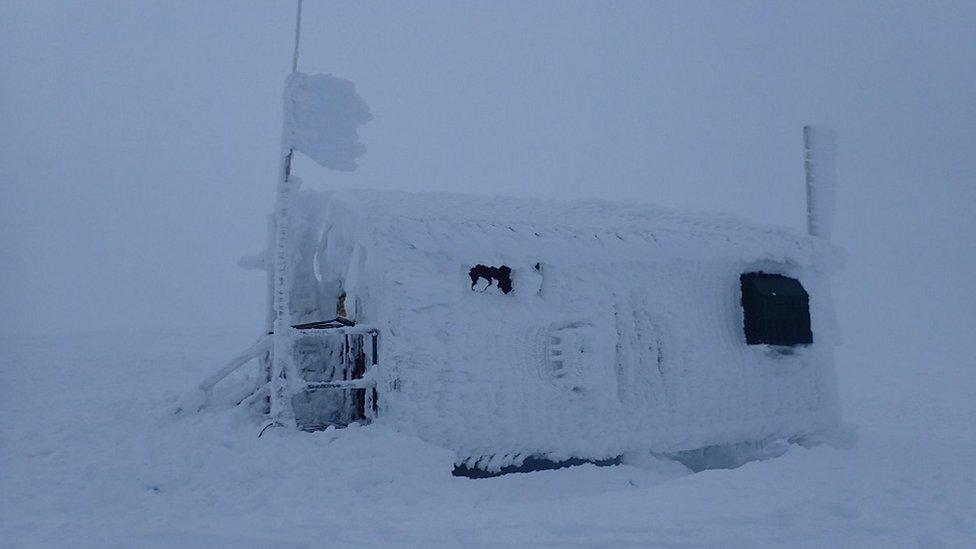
[292,0,303,74]
[804,126,816,237]
[803,125,837,239]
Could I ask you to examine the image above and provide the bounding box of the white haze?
[1,1,974,363]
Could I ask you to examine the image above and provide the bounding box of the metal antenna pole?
[267,0,306,430]
[292,0,303,74]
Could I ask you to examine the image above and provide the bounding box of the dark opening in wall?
[469,264,512,294]
[740,272,812,346]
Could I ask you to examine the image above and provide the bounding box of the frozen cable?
[258,421,280,438]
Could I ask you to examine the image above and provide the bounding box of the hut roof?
[296,188,829,266]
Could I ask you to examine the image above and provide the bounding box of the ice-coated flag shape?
[283,72,373,171]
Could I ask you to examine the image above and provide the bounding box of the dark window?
[469,264,512,294]
[740,272,812,346]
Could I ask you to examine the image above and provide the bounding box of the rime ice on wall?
[286,189,842,468]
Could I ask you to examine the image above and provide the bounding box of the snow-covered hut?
[231,187,841,472]
[179,42,841,472]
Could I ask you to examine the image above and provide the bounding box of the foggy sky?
[2,1,974,355]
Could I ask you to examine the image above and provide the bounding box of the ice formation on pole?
[266,70,373,428]
[283,72,373,172]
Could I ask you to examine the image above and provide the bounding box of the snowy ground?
[2,325,974,548]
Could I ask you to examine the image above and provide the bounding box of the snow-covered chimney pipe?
[291,0,303,74]
[803,125,837,238]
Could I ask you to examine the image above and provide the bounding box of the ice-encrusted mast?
[270,0,373,428]
[175,0,372,421]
